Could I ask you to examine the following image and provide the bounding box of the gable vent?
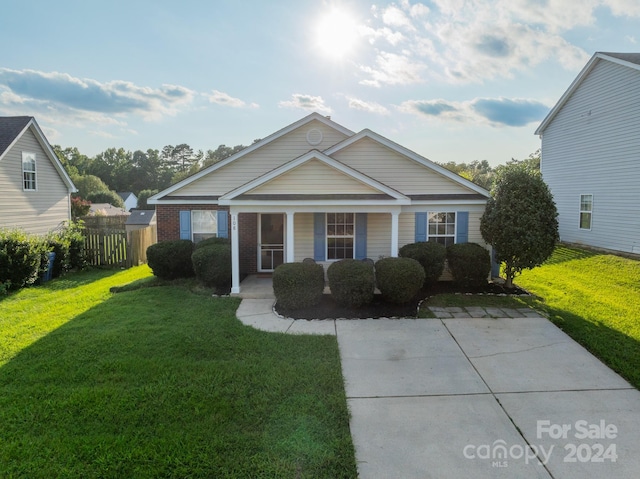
[306,128,323,146]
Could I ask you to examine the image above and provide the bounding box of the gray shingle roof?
[0,116,32,156]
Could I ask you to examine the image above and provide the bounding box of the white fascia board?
[325,129,490,197]
[404,200,487,210]
[149,112,355,200]
[230,204,404,214]
[220,150,408,201]
[220,198,410,207]
[148,198,219,205]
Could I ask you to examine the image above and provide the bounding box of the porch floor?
[232,275,333,299]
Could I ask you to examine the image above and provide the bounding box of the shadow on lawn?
[537,301,640,390]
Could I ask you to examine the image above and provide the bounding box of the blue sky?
[1,0,639,166]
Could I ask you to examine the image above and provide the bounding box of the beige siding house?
[149,113,490,293]
[0,117,76,235]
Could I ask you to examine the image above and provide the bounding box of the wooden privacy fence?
[82,216,157,268]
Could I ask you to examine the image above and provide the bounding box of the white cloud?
[208,90,259,109]
[357,0,615,85]
[347,97,390,114]
[360,51,427,87]
[278,93,332,114]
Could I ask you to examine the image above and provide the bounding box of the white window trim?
[22,152,37,192]
[427,211,457,246]
[191,210,218,243]
[326,212,355,261]
[579,194,593,231]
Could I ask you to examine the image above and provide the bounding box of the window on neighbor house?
[327,212,354,260]
[192,210,217,243]
[428,212,456,246]
[580,194,593,230]
[22,152,36,191]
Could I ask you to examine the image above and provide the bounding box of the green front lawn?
[0,267,356,478]
[515,245,640,389]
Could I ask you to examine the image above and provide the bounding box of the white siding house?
[0,116,76,235]
[536,52,640,255]
[150,113,491,294]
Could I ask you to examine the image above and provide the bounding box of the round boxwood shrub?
[273,262,325,310]
[446,243,491,288]
[146,239,194,279]
[192,244,231,292]
[375,257,425,304]
[399,241,446,285]
[194,237,230,250]
[327,259,375,308]
[0,229,50,291]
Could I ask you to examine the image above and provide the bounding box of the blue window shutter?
[217,210,228,238]
[456,211,469,243]
[415,212,427,242]
[355,213,367,260]
[179,211,191,240]
[313,213,326,261]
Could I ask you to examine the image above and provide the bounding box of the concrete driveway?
[337,315,640,478]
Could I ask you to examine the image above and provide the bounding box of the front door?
[258,214,284,272]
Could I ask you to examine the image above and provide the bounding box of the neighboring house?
[536,52,640,255]
[125,209,157,235]
[0,116,76,235]
[118,191,138,211]
[149,113,491,293]
[87,203,129,216]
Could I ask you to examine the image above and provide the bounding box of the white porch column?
[230,212,240,294]
[391,211,400,257]
[286,211,295,263]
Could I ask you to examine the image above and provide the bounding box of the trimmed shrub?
[273,262,325,310]
[327,259,375,308]
[146,240,194,279]
[194,237,230,250]
[0,229,50,291]
[192,244,232,292]
[375,257,425,304]
[46,221,87,276]
[399,241,446,285]
[446,243,491,288]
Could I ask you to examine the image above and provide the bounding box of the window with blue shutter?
[455,211,469,243]
[415,212,427,242]
[355,213,367,259]
[179,211,191,240]
[217,210,228,238]
[313,213,326,261]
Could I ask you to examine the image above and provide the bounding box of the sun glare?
[315,7,359,60]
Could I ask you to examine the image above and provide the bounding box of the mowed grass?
[0,267,356,478]
[515,245,640,389]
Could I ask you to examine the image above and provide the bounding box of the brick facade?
[156,205,258,276]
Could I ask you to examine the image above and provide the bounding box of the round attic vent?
[306,128,323,146]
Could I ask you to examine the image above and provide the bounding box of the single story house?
[87,203,129,217]
[125,209,157,236]
[0,116,76,235]
[536,52,640,255]
[149,113,491,294]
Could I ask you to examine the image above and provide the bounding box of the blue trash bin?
[42,252,56,282]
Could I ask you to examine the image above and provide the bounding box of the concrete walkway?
[235,300,640,478]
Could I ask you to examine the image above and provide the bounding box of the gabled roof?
[219,150,409,205]
[535,52,640,135]
[126,209,156,225]
[118,191,137,201]
[324,129,490,197]
[149,112,354,203]
[0,116,77,192]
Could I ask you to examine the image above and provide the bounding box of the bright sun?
[315,7,359,60]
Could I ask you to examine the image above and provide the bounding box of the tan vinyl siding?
[541,59,640,253]
[171,120,350,197]
[332,137,474,195]
[367,213,392,259]
[249,159,381,195]
[399,212,415,248]
[0,129,70,235]
[294,213,314,261]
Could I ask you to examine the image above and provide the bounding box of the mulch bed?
[274,282,528,320]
